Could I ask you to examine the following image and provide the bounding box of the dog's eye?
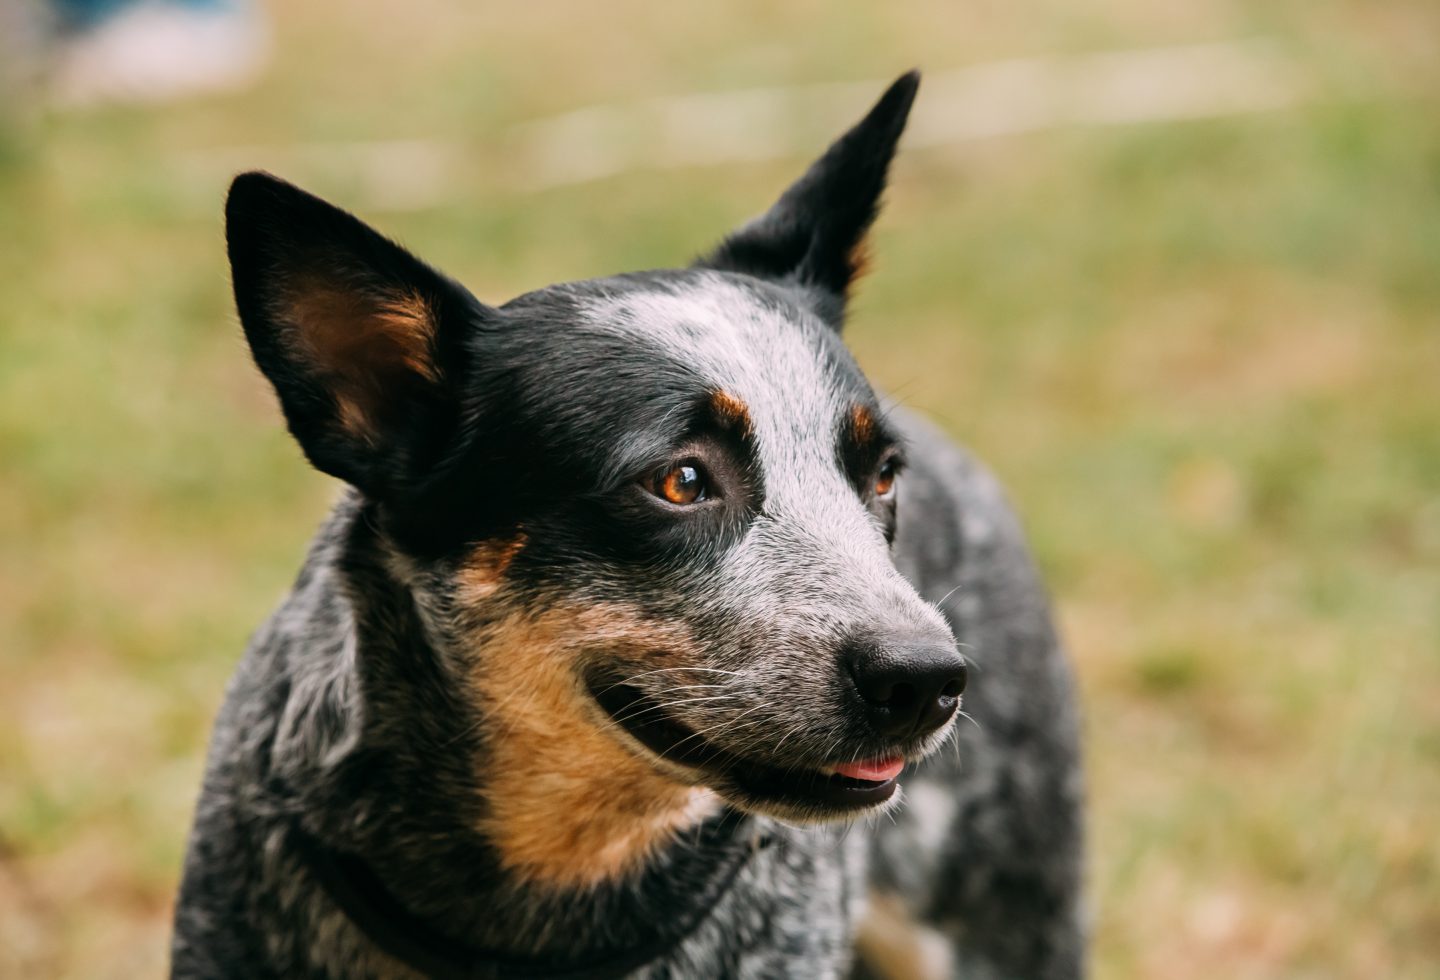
[651,462,708,506]
[875,458,898,499]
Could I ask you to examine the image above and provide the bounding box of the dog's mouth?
[588,679,902,814]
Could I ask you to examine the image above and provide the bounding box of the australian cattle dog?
[173,71,1085,978]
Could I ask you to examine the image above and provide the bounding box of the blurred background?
[1,1,1437,976]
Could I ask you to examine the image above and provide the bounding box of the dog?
[172,71,1085,979]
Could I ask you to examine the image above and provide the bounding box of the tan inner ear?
[284,280,439,441]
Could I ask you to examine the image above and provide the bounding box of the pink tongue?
[833,756,904,782]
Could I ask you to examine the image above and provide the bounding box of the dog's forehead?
[577,272,867,441]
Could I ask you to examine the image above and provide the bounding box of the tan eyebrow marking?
[709,389,753,437]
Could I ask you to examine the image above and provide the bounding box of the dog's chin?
[587,678,947,823]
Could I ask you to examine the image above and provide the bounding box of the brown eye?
[654,463,707,505]
[875,458,898,498]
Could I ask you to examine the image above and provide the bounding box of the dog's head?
[228,72,962,839]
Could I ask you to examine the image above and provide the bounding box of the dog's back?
[174,72,1084,979]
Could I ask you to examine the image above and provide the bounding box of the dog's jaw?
[584,673,961,825]
[460,601,722,890]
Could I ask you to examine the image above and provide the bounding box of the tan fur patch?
[850,403,877,446]
[846,238,873,294]
[463,602,719,889]
[709,389,753,436]
[286,282,438,440]
[455,534,528,602]
[855,891,953,980]
[332,394,375,440]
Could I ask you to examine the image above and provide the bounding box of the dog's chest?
[644,828,867,978]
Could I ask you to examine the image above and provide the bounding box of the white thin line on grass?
[512,39,1310,189]
[170,39,1312,209]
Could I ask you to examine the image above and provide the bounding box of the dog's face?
[227,73,962,835]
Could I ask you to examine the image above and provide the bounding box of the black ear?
[698,70,919,316]
[226,172,488,497]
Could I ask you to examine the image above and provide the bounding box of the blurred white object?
[0,0,50,112]
[512,41,1311,189]
[49,1,269,107]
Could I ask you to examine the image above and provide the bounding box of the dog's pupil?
[876,461,896,497]
[662,465,703,505]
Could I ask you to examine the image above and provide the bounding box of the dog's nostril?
[882,682,917,710]
[847,639,965,738]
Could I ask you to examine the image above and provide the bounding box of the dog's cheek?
[460,601,718,889]
[452,533,529,604]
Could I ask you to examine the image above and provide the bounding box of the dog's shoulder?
[868,407,1087,978]
[173,496,365,958]
[888,406,1038,597]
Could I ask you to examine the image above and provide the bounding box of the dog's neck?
[274,500,748,964]
[290,800,763,979]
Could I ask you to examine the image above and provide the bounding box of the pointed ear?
[697,70,919,317]
[226,172,487,497]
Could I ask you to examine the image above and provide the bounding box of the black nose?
[847,639,966,738]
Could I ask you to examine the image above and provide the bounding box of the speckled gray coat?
[173,412,1083,979]
[173,72,1084,980]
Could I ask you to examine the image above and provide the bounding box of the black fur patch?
[698,70,919,318]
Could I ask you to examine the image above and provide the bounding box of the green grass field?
[2,1,1437,975]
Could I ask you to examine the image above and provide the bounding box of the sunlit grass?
[2,2,1437,976]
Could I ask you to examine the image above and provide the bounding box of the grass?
[2,1,1438,975]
